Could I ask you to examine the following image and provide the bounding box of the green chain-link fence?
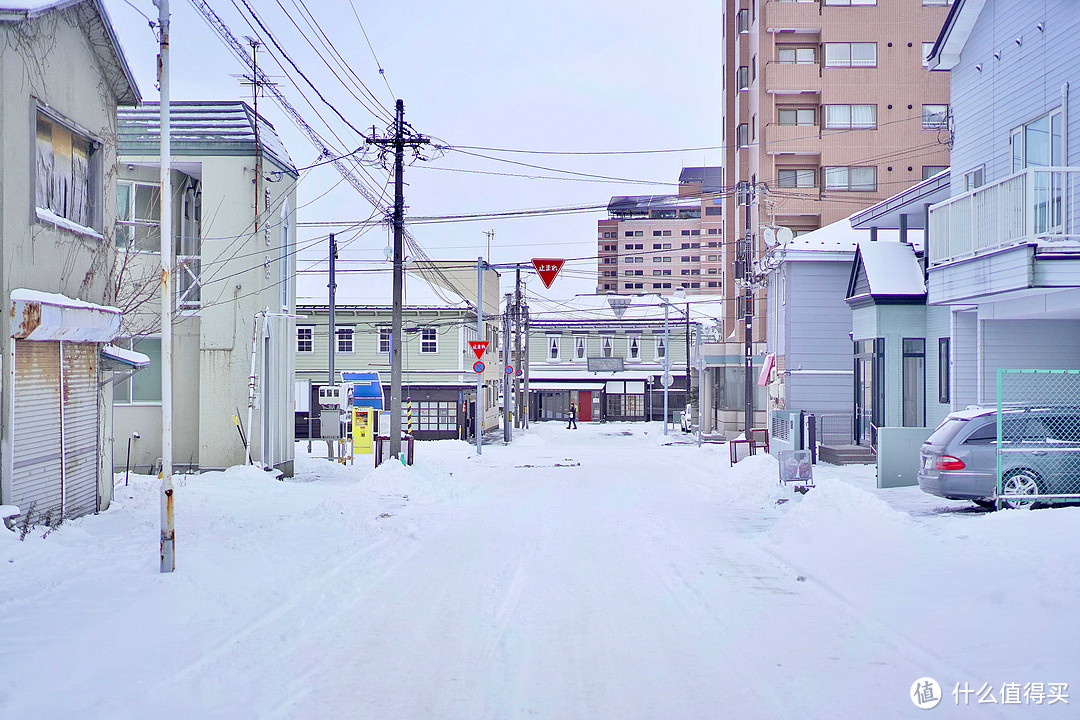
[996,369,1080,509]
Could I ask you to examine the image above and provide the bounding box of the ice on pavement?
[1,421,1077,719]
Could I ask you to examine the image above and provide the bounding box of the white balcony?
[929,167,1080,266]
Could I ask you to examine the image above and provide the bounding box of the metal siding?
[62,343,100,517]
[11,341,62,526]
[951,310,979,409]
[979,319,1080,397]
[928,245,1033,304]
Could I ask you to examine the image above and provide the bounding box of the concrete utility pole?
[513,267,522,428]
[367,100,429,459]
[327,232,337,460]
[503,293,512,443]
[742,181,755,436]
[476,257,484,454]
[158,0,175,574]
[663,300,670,436]
[522,300,530,429]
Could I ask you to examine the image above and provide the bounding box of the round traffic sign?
[515,368,523,377]
[473,360,485,373]
[661,372,673,388]
[504,365,514,375]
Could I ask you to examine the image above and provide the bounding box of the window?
[656,336,666,359]
[737,123,750,147]
[779,107,816,126]
[624,231,634,237]
[574,336,586,360]
[778,168,817,188]
[923,165,949,179]
[1011,109,1064,172]
[634,231,643,237]
[653,269,662,276]
[628,335,641,360]
[823,42,876,67]
[297,326,314,353]
[823,104,877,129]
[419,328,437,353]
[922,104,949,129]
[336,327,354,353]
[824,0,876,4]
[737,66,749,90]
[923,0,952,5]
[379,327,391,354]
[705,207,722,216]
[824,166,877,191]
[35,112,98,232]
[922,42,934,66]
[681,256,691,262]
[708,281,718,288]
[114,337,162,403]
[708,228,719,234]
[737,8,749,32]
[964,166,985,191]
[902,338,925,427]
[662,231,671,237]
[938,338,950,404]
[280,203,291,312]
[653,232,662,238]
[548,335,560,360]
[116,182,161,251]
[777,47,816,64]
[602,337,613,358]
[708,268,718,274]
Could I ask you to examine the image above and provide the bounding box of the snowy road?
[2,422,1077,719]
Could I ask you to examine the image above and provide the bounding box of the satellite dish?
[762,227,777,247]
[777,227,794,245]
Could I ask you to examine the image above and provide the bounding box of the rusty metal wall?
[12,341,63,526]
[61,343,100,517]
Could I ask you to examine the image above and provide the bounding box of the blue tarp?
[342,372,385,409]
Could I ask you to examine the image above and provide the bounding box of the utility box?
[320,409,341,439]
[318,385,343,409]
[353,407,375,454]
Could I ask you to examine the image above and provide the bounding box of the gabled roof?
[0,0,140,105]
[678,167,724,192]
[846,241,927,308]
[118,102,296,174]
[928,0,988,71]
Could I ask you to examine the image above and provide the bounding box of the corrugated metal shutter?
[62,343,100,518]
[12,340,63,526]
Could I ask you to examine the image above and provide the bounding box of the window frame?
[34,108,102,235]
[823,42,877,68]
[823,166,877,191]
[420,327,438,353]
[938,337,951,404]
[336,326,354,354]
[548,335,560,361]
[297,325,314,353]
[922,104,949,130]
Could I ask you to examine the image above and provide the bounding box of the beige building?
[722,0,952,340]
[597,167,725,297]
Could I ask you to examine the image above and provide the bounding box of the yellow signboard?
[352,407,374,454]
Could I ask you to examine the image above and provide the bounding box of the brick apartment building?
[721,0,952,340]
[597,167,726,296]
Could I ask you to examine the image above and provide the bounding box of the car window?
[963,421,998,445]
[1043,415,1080,442]
[926,419,968,445]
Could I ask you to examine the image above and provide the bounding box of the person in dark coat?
[567,402,578,429]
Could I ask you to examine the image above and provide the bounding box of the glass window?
[574,336,586,360]
[964,166,985,190]
[336,327,354,353]
[778,47,816,64]
[548,336,560,360]
[115,337,162,404]
[938,337,950,404]
[922,42,935,66]
[823,166,877,191]
[823,104,877,129]
[902,338,926,427]
[602,337,613,358]
[825,0,876,4]
[420,328,437,353]
[922,104,949,129]
[35,113,97,231]
[923,165,949,179]
[779,107,816,126]
[824,42,876,67]
[778,169,816,188]
[379,327,391,354]
[656,336,666,359]
[297,326,314,353]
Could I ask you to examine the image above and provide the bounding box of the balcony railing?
[765,0,821,31]
[765,61,821,94]
[928,167,1080,266]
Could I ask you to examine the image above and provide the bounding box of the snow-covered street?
[2,422,1078,719]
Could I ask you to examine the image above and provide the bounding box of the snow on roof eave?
[928,0,987,71]
[856,239,927,297]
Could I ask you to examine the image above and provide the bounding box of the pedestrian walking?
[567,402,578,429]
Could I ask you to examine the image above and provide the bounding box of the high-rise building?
[721,0,952,339]
[597,167,725,296]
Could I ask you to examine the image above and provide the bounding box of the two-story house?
[0,0,140,526]
[113,102,299,476]
[927,0,1080,406]
[295,261,502,441]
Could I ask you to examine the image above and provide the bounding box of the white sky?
[102,0,724,299]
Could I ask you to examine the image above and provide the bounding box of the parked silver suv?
[918,406,1080,508]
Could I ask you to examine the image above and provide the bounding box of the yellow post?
[353,407,374,454]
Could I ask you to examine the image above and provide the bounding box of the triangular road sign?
[468,340,489,359]
[532,258,565,289]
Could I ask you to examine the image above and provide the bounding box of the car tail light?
[935,455,966,471]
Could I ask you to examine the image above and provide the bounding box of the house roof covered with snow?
[528,293,724,328]
[846,240,927,308]
[118,102,296,174]
[0,0,140,106]
[296,266,474,309]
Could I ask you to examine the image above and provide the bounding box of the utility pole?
[663,300,670,436]
[742,181,755,436]
[476,257,484,454]
[485,229,494,261]
[503,292,512,443]
[367,100,429,459]
[247,36,260,233]
[327,232,337,460]
[522,300,530,429]
[513,267,522,428]
[158,0,175,574]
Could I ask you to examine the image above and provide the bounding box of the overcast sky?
[102,0,723,300]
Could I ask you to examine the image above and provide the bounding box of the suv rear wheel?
[1001,469,1043,509]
